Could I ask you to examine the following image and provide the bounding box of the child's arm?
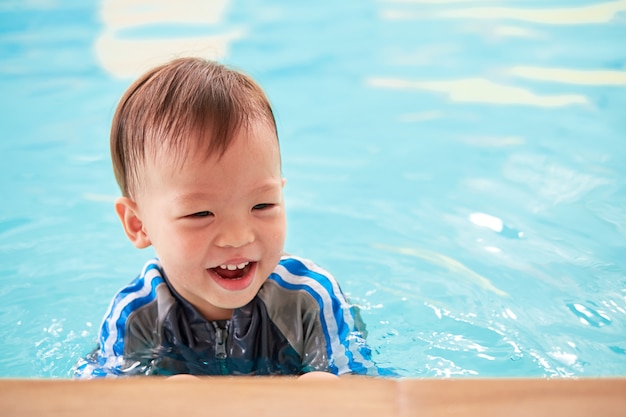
[274,256,379,376]
[301,293,377,376]
[73,261,166,379]
[73,317,162,378]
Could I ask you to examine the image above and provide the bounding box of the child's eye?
[252,203,274,211]
[189,211,213,218]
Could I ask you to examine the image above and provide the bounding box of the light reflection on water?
[0,0,625,378]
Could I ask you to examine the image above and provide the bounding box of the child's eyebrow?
[173,181,283,203]
[250,181,283,194]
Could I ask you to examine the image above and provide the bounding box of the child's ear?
[114,197,151,249]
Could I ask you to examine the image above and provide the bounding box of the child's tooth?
[218,262,248,270]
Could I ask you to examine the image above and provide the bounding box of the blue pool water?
[1,0,625,378]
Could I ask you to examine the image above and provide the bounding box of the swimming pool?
[0,0,625,378]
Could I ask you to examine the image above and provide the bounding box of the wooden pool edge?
[1,377,625,416]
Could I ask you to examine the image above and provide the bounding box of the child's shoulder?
[265,254,346,300]
[97,259,172,357]
[273,254,337,283]
[108,259,168,308]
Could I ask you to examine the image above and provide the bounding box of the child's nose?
[214,217,254,248]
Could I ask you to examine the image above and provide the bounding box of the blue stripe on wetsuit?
[269,271,338,373]
[99,261,164,357]
[273,257,367,374]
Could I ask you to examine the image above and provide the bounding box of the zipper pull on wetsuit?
[212,321,229,374]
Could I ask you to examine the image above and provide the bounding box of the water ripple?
[566,302,612,327]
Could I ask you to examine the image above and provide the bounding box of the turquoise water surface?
[1,0,625,378]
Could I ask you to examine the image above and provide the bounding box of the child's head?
[110,57,278,199]
[111,58,286,321]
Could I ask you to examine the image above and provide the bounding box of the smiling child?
[74,57,377,377]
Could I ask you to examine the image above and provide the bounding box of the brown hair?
[110,57,277,198]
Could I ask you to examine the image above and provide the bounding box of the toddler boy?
[74,57,376,377]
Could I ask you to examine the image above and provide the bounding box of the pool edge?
[1,376,625,416]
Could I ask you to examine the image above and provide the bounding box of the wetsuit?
[74,255,377,378]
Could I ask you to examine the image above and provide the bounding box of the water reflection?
[508,67,626,86]
[367,77,588,107]
[382,0,626,25]
[96,0,242,78]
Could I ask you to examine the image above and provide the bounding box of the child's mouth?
[210,261,254,280]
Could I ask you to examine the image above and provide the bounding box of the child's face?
[128,121,286,320]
